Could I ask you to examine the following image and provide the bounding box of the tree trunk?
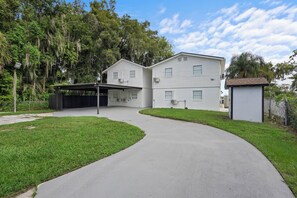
[13,69,17,112]
[43,76,46,93]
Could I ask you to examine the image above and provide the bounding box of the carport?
[49,83,142,114]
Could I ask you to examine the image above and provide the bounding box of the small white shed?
[226,78,269,123]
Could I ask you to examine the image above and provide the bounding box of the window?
[113,92,119,99]
[178,57,182,62]
[193,90,202,100]
[131,91,137,99]
[165,68,172,78]
[130,70,135,78]
[113,72,118,79]
[183,56,188,61]
[193,65,202,76]
[165,91,173,100]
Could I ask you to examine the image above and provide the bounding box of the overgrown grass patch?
[0,117,144,197]
[140,108,297,196]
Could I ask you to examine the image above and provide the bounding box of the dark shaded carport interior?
[50,83,142,114]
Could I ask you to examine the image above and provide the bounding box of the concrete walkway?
[0,113,53,125]
[36,107,294,198]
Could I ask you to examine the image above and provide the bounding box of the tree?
[274,62,295,81]
[226,52,265,79]
[289,49,297,90]
[0,0,174,101]
[0,32,11,74]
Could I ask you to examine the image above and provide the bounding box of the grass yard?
[0,109,54,116]
[140,108,297,196]
[0,117,144,197]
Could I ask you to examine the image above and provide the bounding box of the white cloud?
[173,3,297,66]
[159,14,192,34]
[261,0,283,6]
[159,7,166,14]
[220,4,239,17]
[180,19,191,29]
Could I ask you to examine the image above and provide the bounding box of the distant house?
[226,77,269,123]
[102,52,225,110]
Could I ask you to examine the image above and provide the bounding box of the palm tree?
[226,52,265,79]
[0,32,11,75]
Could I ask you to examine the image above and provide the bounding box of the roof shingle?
[226,77,269,87]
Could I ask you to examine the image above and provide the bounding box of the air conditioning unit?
[118,78,124,83]
[171,100,179,105]
[153,77,160,83]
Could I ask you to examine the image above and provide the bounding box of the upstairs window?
[165,68,172,78]
[193,90,202,100]
[113,72,118,79]
[183,57,188,61]
[130,70,135,78]
[193,65,202,76]
[178,57,182,62]
[165,91,173,100]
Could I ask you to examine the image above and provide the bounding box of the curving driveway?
[36,107,294,198]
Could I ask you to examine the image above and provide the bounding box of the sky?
[79,0,297,93]
[90,0,297,65]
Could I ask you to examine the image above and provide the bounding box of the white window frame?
[165,68,172,78]
[113,72,118,79]
[193,90,202,101]
[178,57,182,62]
[165,91,173,100]
[183,56,188,61]
[131,91,137,99]
[130,70,135,78]
[193,65,202,76]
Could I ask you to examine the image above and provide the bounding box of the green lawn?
[0,109,54,116]
[0,117,144,197]
[140,108,297,196]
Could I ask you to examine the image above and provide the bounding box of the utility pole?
[13,62,22,112]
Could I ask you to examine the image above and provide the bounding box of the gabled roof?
[226,78,269,88]
[149,52,225,74]
[102,59,145,73]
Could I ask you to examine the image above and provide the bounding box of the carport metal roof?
[54,83,142,91]
[54,83,142,115]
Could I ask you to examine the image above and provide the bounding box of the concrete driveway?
[36,107,294,198]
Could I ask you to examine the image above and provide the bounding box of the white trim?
[149,52,225,75]
[193,90,203,101]
[130,70,136,78]
[102,59,145,73]
[113,72,118,79]
[165,90,173,100]
[164,68,173,78]
[193,65,202,76]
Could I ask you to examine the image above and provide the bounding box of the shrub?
[287,98,297,130]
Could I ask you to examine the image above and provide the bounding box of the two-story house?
[102,52,225,110]
[150,52,225,110]
[102,59,152,108]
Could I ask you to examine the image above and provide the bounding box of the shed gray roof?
[226,78,269,88]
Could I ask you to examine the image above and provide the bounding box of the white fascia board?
[149,52,225,74]
[102,59,145,73]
